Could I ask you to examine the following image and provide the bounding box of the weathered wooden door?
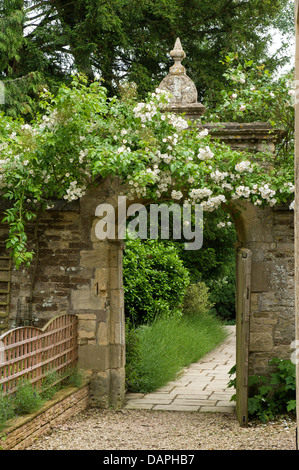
[235,247,252,427]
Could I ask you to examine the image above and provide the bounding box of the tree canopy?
[0,0,294,119]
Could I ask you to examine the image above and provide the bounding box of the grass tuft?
[126,312,228,393]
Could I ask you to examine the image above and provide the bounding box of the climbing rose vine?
[0,74,294,267]
[202,54,295,186]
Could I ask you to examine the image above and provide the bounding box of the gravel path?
[27,408,296,451]
[27,326,297,451]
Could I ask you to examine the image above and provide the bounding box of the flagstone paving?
[124,325,236,413]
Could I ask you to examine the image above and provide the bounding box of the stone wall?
[0,123,295,408]
[251,206,294,375]
[0,178,126,409]
[1,202,87,326]
[232,202,294,376]
[205,123,295,376]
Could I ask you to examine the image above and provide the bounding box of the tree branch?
[24,1,52,14]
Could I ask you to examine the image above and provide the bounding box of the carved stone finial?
[157,38,206,120]
[169,38,186,75]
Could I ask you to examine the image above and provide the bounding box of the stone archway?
[73,153,294,414]
[73,40,295,414]
[2,38,295,419]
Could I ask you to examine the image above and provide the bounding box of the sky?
[268,27,295,75]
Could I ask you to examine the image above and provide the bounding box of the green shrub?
[0,392,15,431]
[248,358,296,422]
[228,358,296,423]
[182,281,214,317]
[123,237,190,326]
[41,370,62,400]
[42,367,83,396]
[175,212,237,323]
[175,209,237,284]
[13,380,43,415]
[64,366,83,388]
[0,367,84,430]
[207,268,236,322]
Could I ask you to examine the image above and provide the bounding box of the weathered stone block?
[251,261,270,292]
[71,289,106,310]
[89,371,110,408]
[258,292,280,312]
[78,329,96,341]
[109,368,126,408]
[109,267,123,290]
[78,319,96,333]
[78,344,109,370]
[250,329,273,352]
[97,321,109,345]
[113,321,123,345]
[110,289,124,310]
[250,292,260,312]
[76,313,97,321]
[110,344,125,369]
[80,249,109,268]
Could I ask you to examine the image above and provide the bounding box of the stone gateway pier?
[0,39,295,421]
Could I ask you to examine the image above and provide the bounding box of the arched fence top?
[0,313,77,341]
[0,314,78,396]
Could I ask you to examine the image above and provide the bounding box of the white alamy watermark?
[95,197,203,250]
[0,81,5,105]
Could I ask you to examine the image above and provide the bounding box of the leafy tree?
[0,0,24,75]
[202,54,295,183]
[174,209,237,320]
[174,209,236,282]
[0,1,47,118]
[0,0,293,118]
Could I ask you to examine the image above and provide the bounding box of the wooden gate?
[235,247,252,427]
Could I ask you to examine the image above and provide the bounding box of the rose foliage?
[203,54,295,168]
[0,74,295,268]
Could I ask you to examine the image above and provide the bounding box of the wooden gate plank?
[235,247,252,427]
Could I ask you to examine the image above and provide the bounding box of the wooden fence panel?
[0,314,78,396]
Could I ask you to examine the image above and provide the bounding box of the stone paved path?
[124,325,236,413]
